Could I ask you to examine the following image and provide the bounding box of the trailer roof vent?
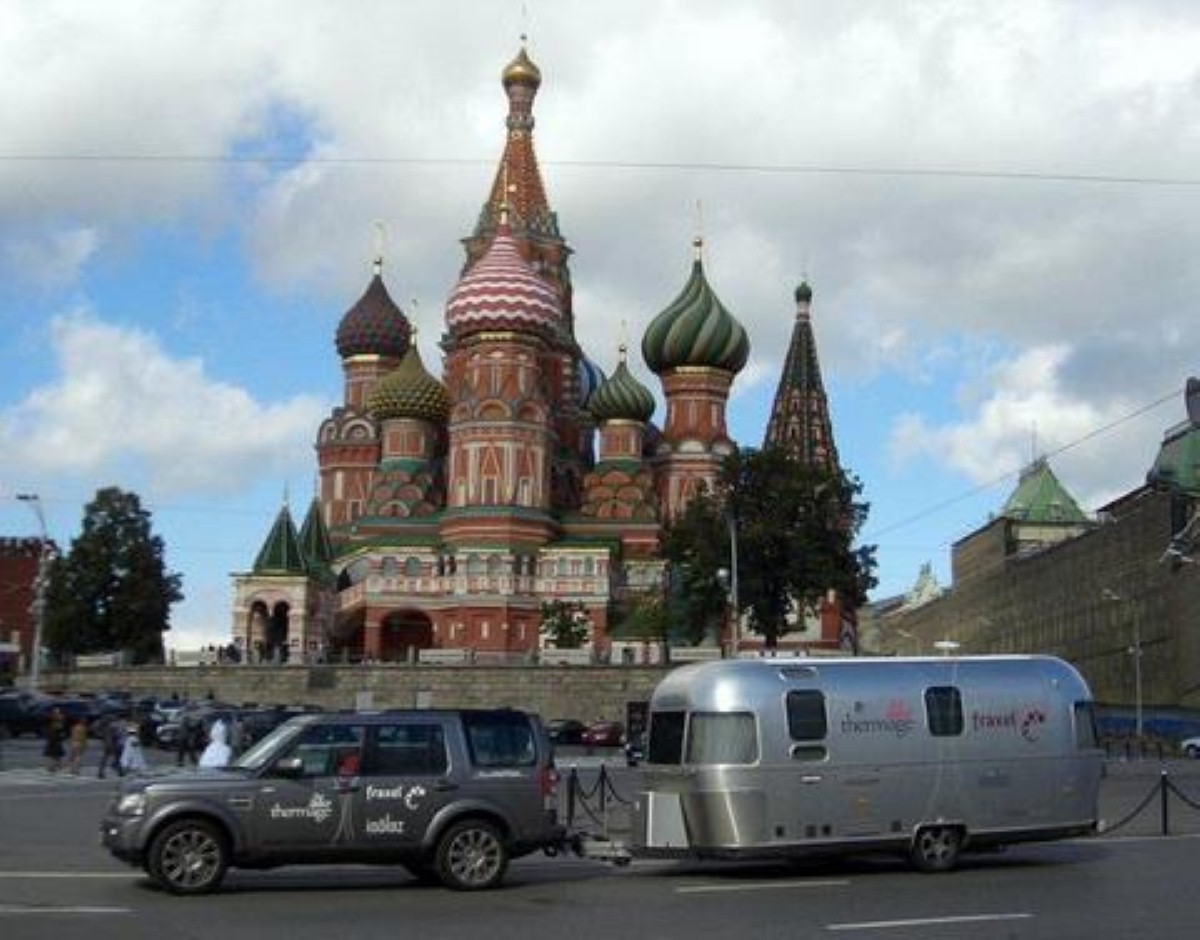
[779,665,817,681]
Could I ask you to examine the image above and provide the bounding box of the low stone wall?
[39,664,669,722]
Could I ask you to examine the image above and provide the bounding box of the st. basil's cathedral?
[230,45,852,663]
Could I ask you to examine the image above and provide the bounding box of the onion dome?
[366,340,450,424]
[641,238,750,375]
[588,346,656,423]
[445,217,561,336]
[335,261,412,359]
[502,45,542,90]
[577,352,607,408]
[795,280,813,303]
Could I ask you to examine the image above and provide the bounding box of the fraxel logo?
[840,699,917,738]
[971,706,1048,743]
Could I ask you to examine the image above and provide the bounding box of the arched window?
[405,556,422,577]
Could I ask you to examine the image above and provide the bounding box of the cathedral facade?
[230,46,846,664]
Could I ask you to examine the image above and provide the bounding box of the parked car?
[1182,736,1200,758]
[102,708,563,894]
[0,691,44,738]
[546,718,586,745]
[581,719,624,748]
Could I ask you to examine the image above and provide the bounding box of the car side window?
[462,712,536,767]
[368,723,448,775]
[286,724,365,778]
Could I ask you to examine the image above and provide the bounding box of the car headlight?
[115,792,147,817]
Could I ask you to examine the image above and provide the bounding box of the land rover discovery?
[101,708,562,893]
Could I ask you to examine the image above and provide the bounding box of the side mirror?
[271,756,305,778]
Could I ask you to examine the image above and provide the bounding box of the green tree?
[44,487,183,664]
[661,447,878,650]
[539,599,592,649]
[722,446,876,648]
[660,490,730,645]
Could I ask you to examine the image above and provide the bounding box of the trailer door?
[784,690,832,839]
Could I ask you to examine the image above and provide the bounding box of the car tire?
[909,825,963,873]
[435,819,508,891]
[146,818,229,895]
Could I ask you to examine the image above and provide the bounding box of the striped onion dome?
[577,352,607,408]
[641,238,750,375]
[445,218,561,337]
[588,346,656,423]
[366,341,450,424]
[335,264,412,359]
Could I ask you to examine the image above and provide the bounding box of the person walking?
[42,707,66,772]
[119,722,146,774]
[66,717,89,774]
[96,714,125,778]
[176,713,202,766]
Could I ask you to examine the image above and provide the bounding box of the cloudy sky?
[2,0,1197,652]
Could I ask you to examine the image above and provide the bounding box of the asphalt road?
[3,738,1200,939]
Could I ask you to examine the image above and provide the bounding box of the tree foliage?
[661,446,878,648]
[43,487,183,664]
[539,599,592,649]
[660,489,730,645]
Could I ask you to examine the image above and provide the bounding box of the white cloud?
[0,311,328,497]
[886,343,1175,509]
[2,225,100,291]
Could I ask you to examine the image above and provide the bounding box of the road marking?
[677,879,850,894]
[827,913,1032,931]
[0,872,134,879]
[0,905,131,914]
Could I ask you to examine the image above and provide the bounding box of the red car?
[581,720,624,748]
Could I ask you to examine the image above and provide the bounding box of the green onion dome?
[588,346,656,423]
[335,264,412,359]
[641,238,749,375]
[366,341,449,424]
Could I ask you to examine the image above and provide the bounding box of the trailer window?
[925,686,964,736]
[786,690,827,741]
[647,711,686,764]
[686,713,757,765]
[1073,701,1099,750]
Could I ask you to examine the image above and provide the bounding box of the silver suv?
[101,709,562,893]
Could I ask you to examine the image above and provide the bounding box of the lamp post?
[717,514,740,658]
[16,493,51,692]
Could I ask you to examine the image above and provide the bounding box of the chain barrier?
[1102,768,1200,836]
[562,764,634,832]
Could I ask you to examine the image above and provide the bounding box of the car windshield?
[232,719,309,770]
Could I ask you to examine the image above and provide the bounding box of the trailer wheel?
[910,825,962,873]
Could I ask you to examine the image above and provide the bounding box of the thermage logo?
[269,792,334,824]
[840,699,916,738]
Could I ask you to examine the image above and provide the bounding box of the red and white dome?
[445,225,561,336]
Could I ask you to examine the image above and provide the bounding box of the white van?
[634,655,1102,871]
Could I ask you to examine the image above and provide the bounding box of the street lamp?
[716,513,740,658]
[16,493,52,692]
[1102,589,1142,740]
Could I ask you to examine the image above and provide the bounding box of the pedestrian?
[66,717,89,774]
[42,707,66,772]
[97,714,125,778]
[119,723,146,774]
[176,713,202,766]
[199,717,231,768]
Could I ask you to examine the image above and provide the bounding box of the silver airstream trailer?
[634,655,1102,871]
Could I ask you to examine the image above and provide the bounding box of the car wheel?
[435,819,508,891]
[147,818,229,895]
[909,825,963,873]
